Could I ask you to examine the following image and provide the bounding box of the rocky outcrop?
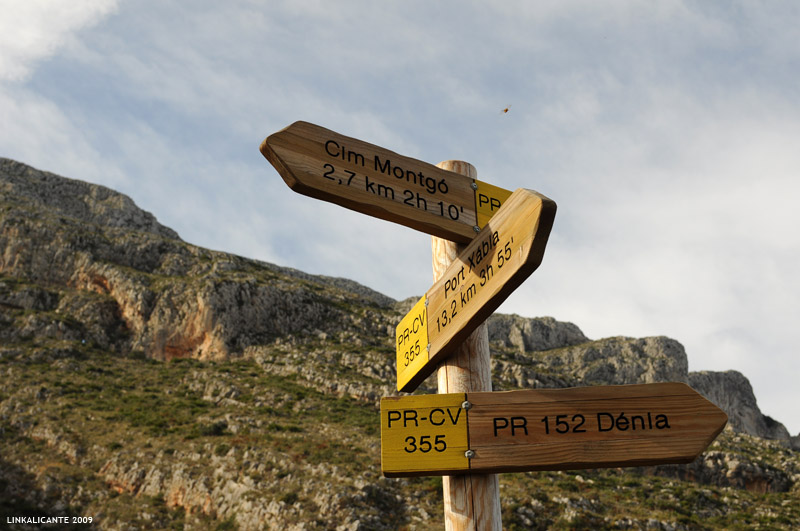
[643,430,800,493]
[2,157,794,443]
[1,158,394,363]
[487,313,588,353]
[0,158,178,239]
[1,157,798,529]
[689,371,792,444]
[3,157,796,446]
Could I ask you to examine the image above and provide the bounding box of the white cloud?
[0,0,118,82]
[2,0,799,434]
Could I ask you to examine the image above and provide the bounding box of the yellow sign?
[381,383,728,477]
[474,180,513,228]
[395,188,556,392]
[395,296,429,392]
[381,393,470,477]
[260,122,512,243]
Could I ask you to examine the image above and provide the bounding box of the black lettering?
[375,155,391,174]
[377,183,394,199]
[423,175,436,194]
[325,140,339,158]
[459,284,476,307]
[597,412,614,432]
[403,410,418,428]
[387,411,401,428]
[655,414,671,429]
[493,417,509,436]
[445,278,454,297]
[397,327,409,347]
[616,413,630,431]
[348,151,365,167]
[511,416,528,436]
[430,408,445,426]
[447,407,462,425]
[631,414,645,430]
[404,436,416,453]
[480,264,493,286]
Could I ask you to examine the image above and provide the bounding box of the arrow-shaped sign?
[261,121,512,243]
[381,382,728,477]
[395,188,556,392]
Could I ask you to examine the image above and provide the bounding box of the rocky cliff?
[1,158,798,530]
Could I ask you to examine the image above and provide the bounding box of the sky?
[1,1,798,435]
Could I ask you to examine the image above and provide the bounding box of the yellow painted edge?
[380,393,469,476]
[395,295,430,391]
[474,180,513,228]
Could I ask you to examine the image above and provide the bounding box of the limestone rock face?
[487,314,588,352]
[545,335,690,386]
[1,157,798,529]
[1,158,179,239]
[1,157,393,362]
[2,157,793,444]
[689,370,792,444]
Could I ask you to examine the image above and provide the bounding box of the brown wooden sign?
[381,382,728,477]
[395,188,556,392]
[260,121,512,243]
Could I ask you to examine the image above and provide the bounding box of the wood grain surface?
[261,122,511,242]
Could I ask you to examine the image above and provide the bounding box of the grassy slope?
[2,347,799,530]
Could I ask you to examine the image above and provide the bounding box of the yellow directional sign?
[381,383,728,477]
[381,393,470,477]
[395,188,556,392]
[260,121,512,243]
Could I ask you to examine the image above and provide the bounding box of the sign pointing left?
[261,121,511,243]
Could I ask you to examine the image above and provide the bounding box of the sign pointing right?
[396,188,556,392]
[381,382,728,477]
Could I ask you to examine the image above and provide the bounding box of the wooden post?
[433,160,502,530]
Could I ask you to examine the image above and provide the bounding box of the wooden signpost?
[260,121,512,243]
[261,123,727,530]
[396,187,556,392]
[381,383,728,477]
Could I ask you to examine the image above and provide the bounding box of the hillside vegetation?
[1,158,798,529]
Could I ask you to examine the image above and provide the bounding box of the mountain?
[1,157,798,530]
